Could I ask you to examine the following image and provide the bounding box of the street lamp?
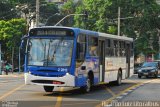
[54,14,86,26]
[45,13,60,26]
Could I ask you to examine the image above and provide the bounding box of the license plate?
[144,73,148,75]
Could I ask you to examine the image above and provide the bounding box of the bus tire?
[81,78,91,93]
[81,77,92,93]
[43,86,54,92]
[115,71,122,86]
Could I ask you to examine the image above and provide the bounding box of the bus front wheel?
[85,78,91,92]
[81,78,91,93]
[43,86,54,92]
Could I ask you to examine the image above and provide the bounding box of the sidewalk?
[0,72,24,78]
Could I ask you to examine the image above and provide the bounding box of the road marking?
[96,79,158,107]
[60,101,99,106]
[95,83,142,107]
[0,81,9,83]
[54,87,64,107]
[0,84,25,100]
[105,88,116,96]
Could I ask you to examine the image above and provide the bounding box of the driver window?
[76,34,86,67]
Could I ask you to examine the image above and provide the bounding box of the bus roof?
[79,29,133,42]
[31,26,133,41]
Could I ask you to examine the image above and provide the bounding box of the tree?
[3,0,59,25]
[119,0,160,57]
[59,0,77,26]
[74,0,118,33]
[40,2,60,25]
[0,19,26,64]
[0,0,18,20]
[73,0,160,58]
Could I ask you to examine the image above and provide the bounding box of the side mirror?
[20,35,28,54]
[20,40,24,49]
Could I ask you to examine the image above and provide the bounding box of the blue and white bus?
[23,26,134,92]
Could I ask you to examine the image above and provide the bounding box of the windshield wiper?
[52,38,64,61]
[44,42,46,62]
[46,41,51,66]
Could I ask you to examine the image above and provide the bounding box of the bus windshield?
[27,37,73,67]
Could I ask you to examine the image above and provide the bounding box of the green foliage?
[0,1,18,20]
[1,0,160,60]
[74,0,113,32]
[0,18,26,60]
[71,0,160,57]
[61,0,75,14]
[40,3,59,24]
[59,0,78,26]
[107,26,117,34]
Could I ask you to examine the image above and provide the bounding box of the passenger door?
[99,40,105,82]
[126,43,130,78]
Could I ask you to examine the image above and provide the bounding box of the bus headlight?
[66,73,69,75]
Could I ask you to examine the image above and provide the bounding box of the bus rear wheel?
[43,86,54,92]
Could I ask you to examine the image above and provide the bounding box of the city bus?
[22,26,134,92]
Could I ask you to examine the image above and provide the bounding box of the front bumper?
[138,72,156,76]
[24,73,75,87]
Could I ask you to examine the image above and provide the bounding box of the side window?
[119,41,122,56]
[76,34,86,67]
[88,37,98,56]
[113,40,119,57]
[121,41,126,57]
[119,41,126,57]
[105,39,114,56]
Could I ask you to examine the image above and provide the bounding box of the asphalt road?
[0,74,158,107]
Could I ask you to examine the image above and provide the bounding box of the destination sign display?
[36,30,67,36]
[29,28,74,36]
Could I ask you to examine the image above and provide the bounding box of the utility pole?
[156,0,160,59]
[36,0,39,27]
[117,7,120,36]
[12,47,14,73]
[158,29,160,59]
[18,47,21,73]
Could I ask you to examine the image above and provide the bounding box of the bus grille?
[31,80,64,84]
